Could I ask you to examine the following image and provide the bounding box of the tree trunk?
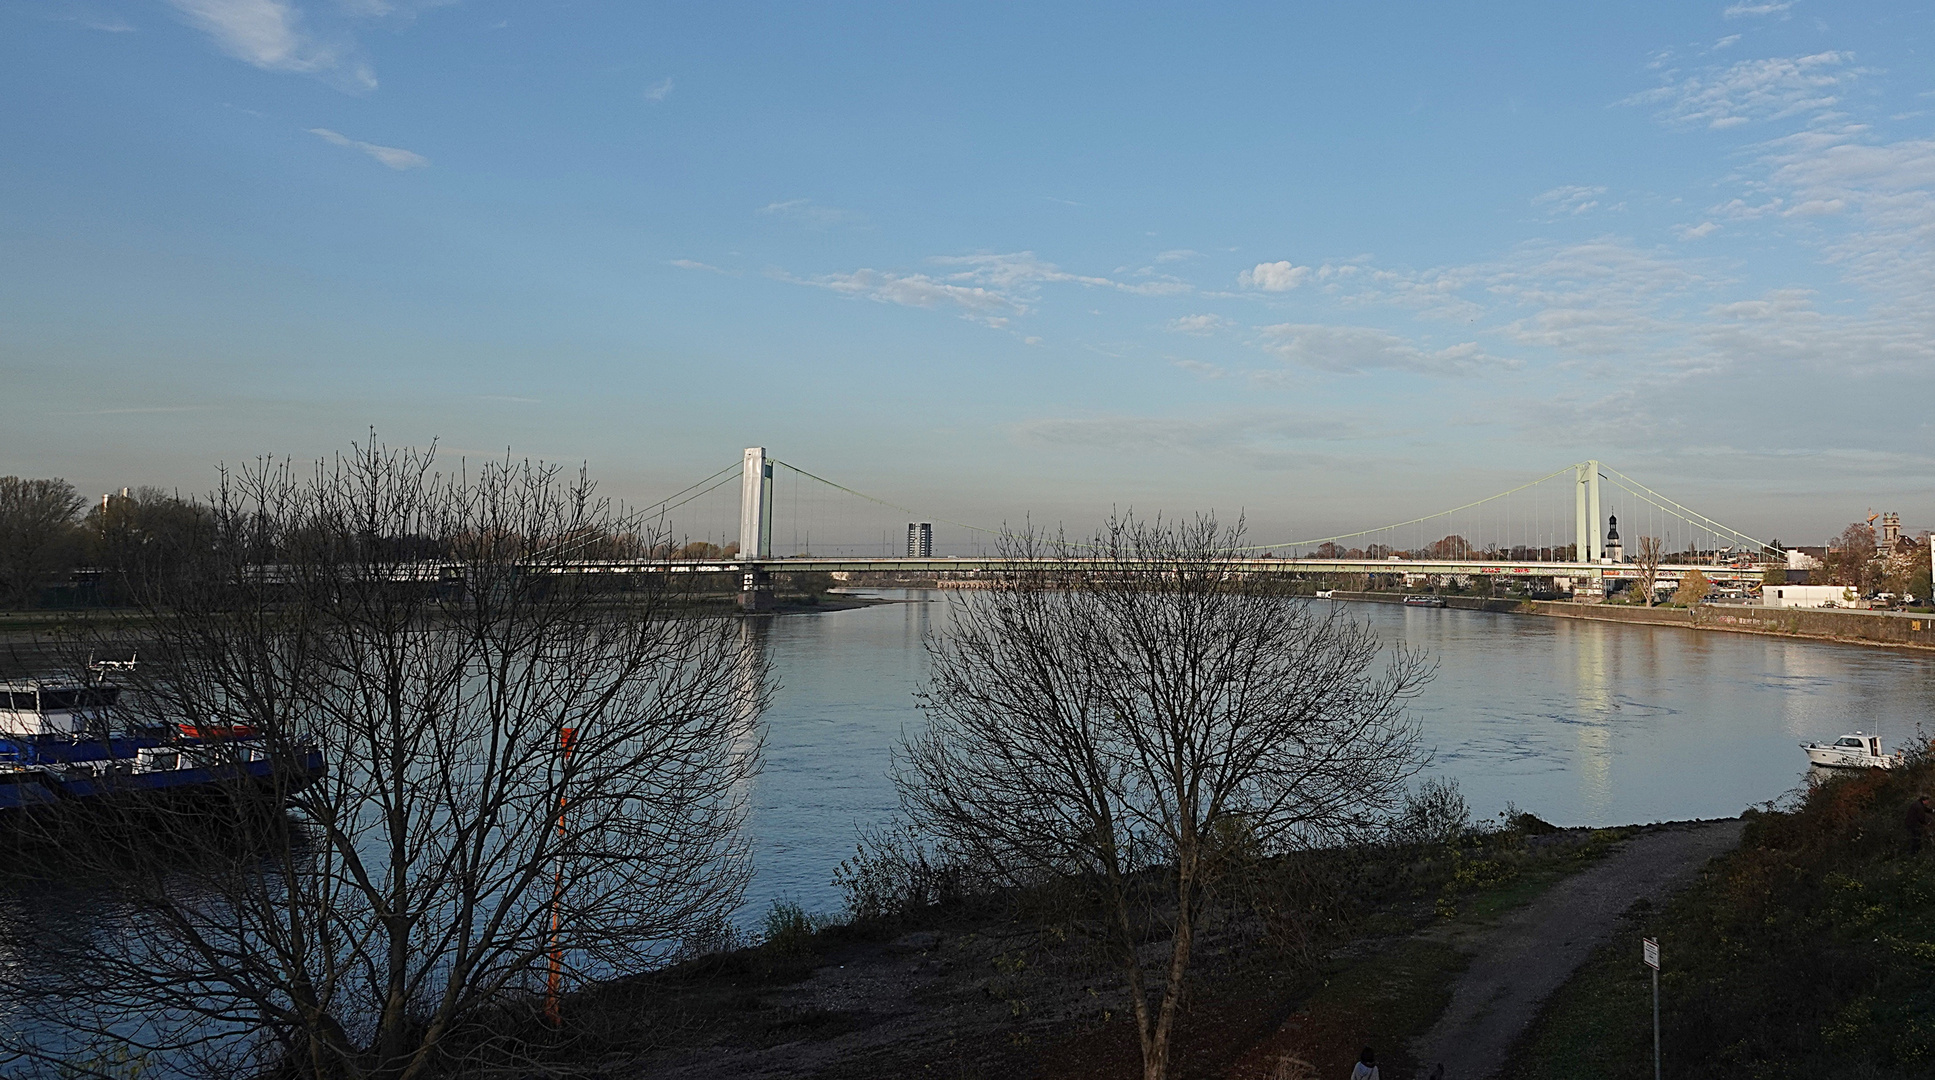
[1144,883,1195,1080]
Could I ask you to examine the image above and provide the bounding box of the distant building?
[1605,514,1623,563]
[907,522,933,557]
[1763,584,1857,608]
[1785,546,1825,571]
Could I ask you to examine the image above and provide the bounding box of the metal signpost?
[1643,937,1661,1080]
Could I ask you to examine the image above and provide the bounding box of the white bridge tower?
[1574,460,1603,564]
[738,447,774,610]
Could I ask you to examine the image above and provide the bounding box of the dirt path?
[1409,819,1744,1080]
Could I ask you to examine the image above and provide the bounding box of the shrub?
[1392,777,1472,848]
[761,899,831,956]
[1638,737,1935,1075]
[832,821,992,925]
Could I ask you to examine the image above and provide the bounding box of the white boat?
[1800,732,1900,770]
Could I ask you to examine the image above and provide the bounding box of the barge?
[0,671,324,815]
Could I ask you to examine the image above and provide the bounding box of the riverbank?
[0,593,898,676]
[1329,591,1935,652]
[510,817,1737,1080]
[1502,753,1935,1079]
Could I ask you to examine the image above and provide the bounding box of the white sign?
[1643,937,1660,970]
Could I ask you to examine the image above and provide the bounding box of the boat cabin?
[0,682,121,738]
[1832,734,1884,758]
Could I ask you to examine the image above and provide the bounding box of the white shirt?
[1351,1064,1380,1080]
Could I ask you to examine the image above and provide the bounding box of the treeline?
[1794,521,1932,596]
[0,475,760,611]
[1308,537,1582,562]
[0,479,205,609]
[1,444,774,1079]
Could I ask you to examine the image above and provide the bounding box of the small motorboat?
[1402,595,1447,608]
[1801,732,1900,770]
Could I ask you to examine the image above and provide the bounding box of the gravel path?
[1409,819,1745,1080]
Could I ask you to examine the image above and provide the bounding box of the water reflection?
[743,593,1935,918]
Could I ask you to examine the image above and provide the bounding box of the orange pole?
[543,726,577,1027]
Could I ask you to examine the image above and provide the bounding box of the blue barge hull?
[0,749,327,813]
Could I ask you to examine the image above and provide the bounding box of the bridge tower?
[1574,461,1603,564]
[738,447,774,610]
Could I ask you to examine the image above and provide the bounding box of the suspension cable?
[1242,463,1586,551]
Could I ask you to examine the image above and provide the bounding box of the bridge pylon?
[738,447,774,611]
[1575,460,1603,564]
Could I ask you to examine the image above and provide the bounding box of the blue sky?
[4,0,1933,544]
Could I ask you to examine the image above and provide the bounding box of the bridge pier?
[739,566,773,612]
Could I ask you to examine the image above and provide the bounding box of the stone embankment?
[1330,591,1935,651]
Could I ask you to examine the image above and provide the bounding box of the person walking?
[1350,1046,1380,1080]
[1907,794,1933,854]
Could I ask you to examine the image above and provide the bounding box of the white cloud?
[1723,1,1795,16]
[1239,261,1312,291]
[1172,360,1227,379]
[1533,185,1608,215]
[1258,324,1503,376]
[791,268,1015,326]
[1675,221,1721,239]
[167,0,375,90]
[779,250,1189,329]
[1155,249,1203,263]
[309,128,428,170]
[1487,241,1707,357]
[669,259,724,273]
[759,199,857,226]
[931,252,1190,297]
[1345,264,1486,321]
[1166,314,1230,335]
[645,77,674,102]
[1705,288,1816,322]
[1621,51,1859,130]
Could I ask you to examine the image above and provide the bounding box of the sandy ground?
[1408,819,1745,1080]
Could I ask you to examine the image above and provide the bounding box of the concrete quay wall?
[1328,591,1935,651]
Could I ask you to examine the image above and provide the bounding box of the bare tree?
[4,440,769,1079]
[0,476,84,608]
[1635,536,1665,607]
[1883,532,1931,602]
[1823,522,1881,594]
[897,515,1431,1080]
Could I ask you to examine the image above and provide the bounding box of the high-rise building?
[907,522,933,557]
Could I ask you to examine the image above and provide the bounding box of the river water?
[745,590,1935,919]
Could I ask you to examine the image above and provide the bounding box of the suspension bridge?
[597,449,1776,609]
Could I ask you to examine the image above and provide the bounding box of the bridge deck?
[581,557,1765,583]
